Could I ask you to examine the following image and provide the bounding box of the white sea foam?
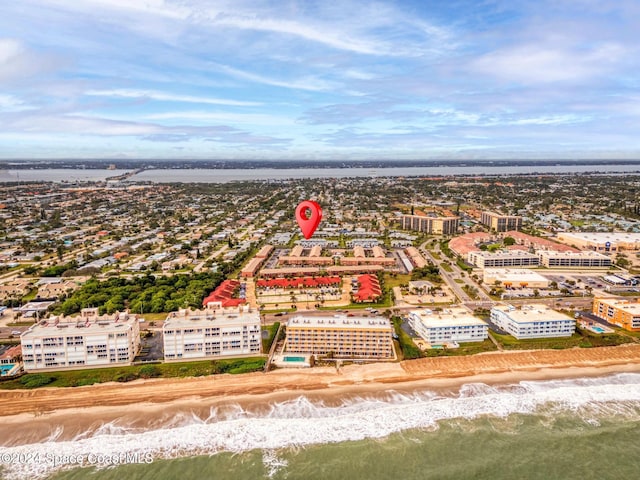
[2,373,640,480]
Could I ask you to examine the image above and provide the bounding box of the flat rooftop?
[409,308,487,328]
[492,304,574,323]
[483,268,549,282]
[471,250,538,258]
[22,314,138,337]
[539,250,611,258]
[164,307,259,329]
[287,315,392,331]
[558,232,640,243]
[595,298,640,314]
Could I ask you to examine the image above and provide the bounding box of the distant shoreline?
[4,159,640,171]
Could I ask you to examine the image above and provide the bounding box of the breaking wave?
[2,373,640,479]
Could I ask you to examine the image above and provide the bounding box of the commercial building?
[20,308,141,372]
[538,251,612,268]
[592,298,640,331]
[467,250,540,269]
[285,315,395,360]
[163,303,262,361]
[490,304,575,339]
[556,232,640,252]
[408,308,488,345]
[480,212,523,232]
[401,214,459,235]
[483,269,550,289]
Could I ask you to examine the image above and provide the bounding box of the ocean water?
[2,373,640,480]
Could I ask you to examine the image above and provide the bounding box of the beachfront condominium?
[20,308,141,372]
[163,302,261,361]
[285,315,395,360]
[408,308,488,346]
[401,214,459,235]
[592,298,640,331]
[480,211,523,232]
[490,304,576,339]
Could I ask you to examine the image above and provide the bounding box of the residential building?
[20,308,141,372]
[490,304,576,339]
[481,211,523,232]
[592,298,640,331]
[538,251,612,268]
[163,303,261,361]
[401,214,459,235]
[285,315,395,360]
[467,250,540,269]
[408,308,488,345]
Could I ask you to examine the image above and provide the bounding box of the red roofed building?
[202,280,246,308]
[353,274,382,303]
[256,276,341,290]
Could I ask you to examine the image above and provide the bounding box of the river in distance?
[2,164,640,183]
[2,373,640,480]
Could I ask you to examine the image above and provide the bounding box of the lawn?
[0,357,267,390]
[423,339,497,357]
[492,327,633,350]
[140,312,169,322]
[262,322,280,353]
[392,317,422,360]
[383,273,411,289]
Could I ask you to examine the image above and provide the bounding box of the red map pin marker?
[295,200,322,239]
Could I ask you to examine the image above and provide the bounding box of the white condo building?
[20,308,141,372]
[408,308,488,345]
[491,304,575,339]
[163,302,261,361]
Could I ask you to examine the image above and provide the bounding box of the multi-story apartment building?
[467,250,540,269]
[592,298,640,331]
[490,304,575,339]
[401,214,459,235]
[163,302,262,361]
[480,211,523,232]
[20,308,141,372]
[408,308,488,345]
[285,315,394,360]
[538,251,612,268]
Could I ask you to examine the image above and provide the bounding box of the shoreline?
[2,344,640,445]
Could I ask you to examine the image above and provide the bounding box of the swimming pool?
[0,364,15,375]
[592,326,606,333]
[283,356,306,362]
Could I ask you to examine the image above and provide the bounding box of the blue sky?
[1,0,639,160]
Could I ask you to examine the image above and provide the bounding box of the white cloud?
[0,38,61,83]
[0,94,33,112]
[471,42,627,84]
[144,110,294,125]
[85,89,262,106]
[214,63,336,92]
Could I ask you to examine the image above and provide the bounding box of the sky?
[1,0,640,161]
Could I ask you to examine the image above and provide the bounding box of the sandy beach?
[1,344,640,442]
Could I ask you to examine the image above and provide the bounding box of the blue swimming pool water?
[0,364,15,374]
[283,356,306,362]
[592,326,606,333]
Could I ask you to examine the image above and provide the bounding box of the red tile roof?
[353,274,382,302]
[202,280,246,308]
